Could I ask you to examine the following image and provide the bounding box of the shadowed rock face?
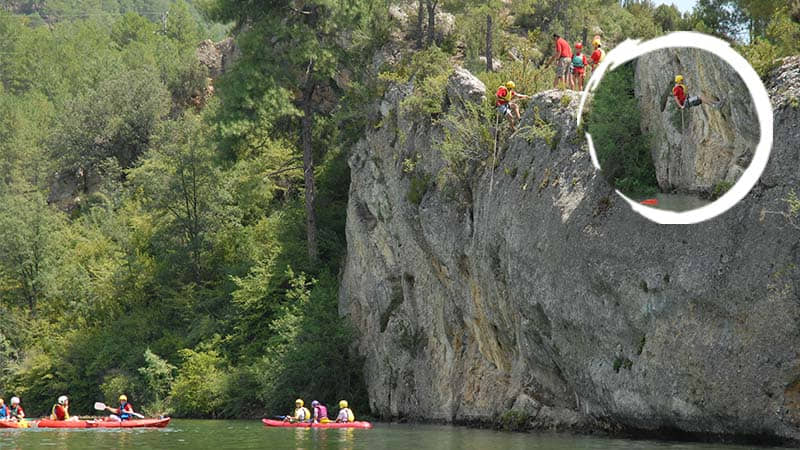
[340,60,800,442]
[634,48,759,194]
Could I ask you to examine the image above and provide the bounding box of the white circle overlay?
[577,32,773,224]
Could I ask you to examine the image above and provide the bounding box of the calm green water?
[0,420,782,450]
[650,193,711,212]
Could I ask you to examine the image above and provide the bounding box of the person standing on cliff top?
[570,42,588,91]
[547,33,572,89]
[673,75,724,110]
[589,38,605,72]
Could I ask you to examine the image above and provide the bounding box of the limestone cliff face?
[634,48,759,194]
[340,59,800,442]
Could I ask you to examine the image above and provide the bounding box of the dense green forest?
[0,0,797,419]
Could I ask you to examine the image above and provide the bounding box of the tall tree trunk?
[301,64,319,264]
[425,0,438,47]
[581,26,588,48]
[486,14,493,72]
[416,0,424,49]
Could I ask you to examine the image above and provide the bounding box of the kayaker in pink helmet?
[311,400,329,423]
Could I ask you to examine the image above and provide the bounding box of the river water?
[0,420,783,449]
[647,193,712,212]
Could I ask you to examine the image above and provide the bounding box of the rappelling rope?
[476,110,502,245]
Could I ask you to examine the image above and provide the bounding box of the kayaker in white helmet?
[9,397,24,420]
[51,395,71,420]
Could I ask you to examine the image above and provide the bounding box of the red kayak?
[0,420,36,428]
[640,198,659,206]
[36,417,170,428]
[262,418,372,429]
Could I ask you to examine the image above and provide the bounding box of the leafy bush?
[711,181,733,200]
[138,348,176,412]
[169,344,228,418]
[498,409,529,431]
[408,173,433,205]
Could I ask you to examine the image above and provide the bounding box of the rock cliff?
[340,58,800,443]
[634,48,759,194]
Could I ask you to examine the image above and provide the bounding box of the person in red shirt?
[589,39,605,72]
[547,33,572,89]
[570,42,588,91]
[672,75,723,110]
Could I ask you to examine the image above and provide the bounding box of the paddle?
[94,402,145,419]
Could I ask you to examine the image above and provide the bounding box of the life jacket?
[314,404,328,421]
[10,405,24,419]
[346,408,354,422]
[51,404,69,420]
[294,406,310,420]
[595,48,605,63]
[0,404,7,418]
[495,86,513,105]
[119,401,133,420]
[572,54,585,68]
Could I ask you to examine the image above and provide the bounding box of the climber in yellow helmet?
[495,80,530,131]
[335,400,355,423]
[673,74,724,110]
[589,38,605,72]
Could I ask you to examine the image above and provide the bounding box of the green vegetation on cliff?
[586,61,658,197]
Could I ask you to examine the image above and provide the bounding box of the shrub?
[711,181,733,200]
[408,173,432,205]
[138,348,176,412]
[498,409,529,431]
[170,345,228,418]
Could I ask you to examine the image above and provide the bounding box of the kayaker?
[283,398,311,423]
[311,400,329,423]
[9,397,24,420]
[106,394,135,421]
[0,398,7,419]
[335,400,355,423]
[51,395,71,420]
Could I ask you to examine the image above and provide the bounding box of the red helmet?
[575,42,583,49]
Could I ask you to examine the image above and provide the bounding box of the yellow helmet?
[119,394,127,402]
[505,81,515,90]
[295,398,304,406]
[675,75,683,83]
[592,39,601,48]
[339,400,348,408]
